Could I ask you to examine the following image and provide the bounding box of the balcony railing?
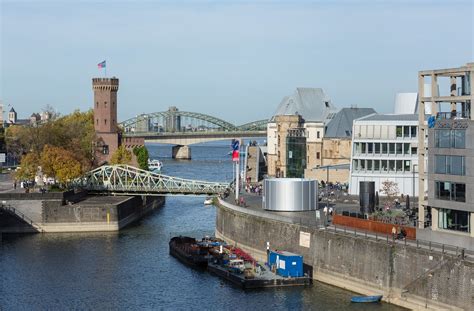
[436,111,470,120]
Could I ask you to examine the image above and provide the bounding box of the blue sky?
[1,0,473,124]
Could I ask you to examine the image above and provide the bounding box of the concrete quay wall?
[216,199,473,310]
[41,196,165,232]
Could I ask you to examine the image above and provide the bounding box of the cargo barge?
[207,247,311,289]
[169,236,221,268]
[207,261,311,289]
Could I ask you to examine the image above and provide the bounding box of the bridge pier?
[172,145,191,160]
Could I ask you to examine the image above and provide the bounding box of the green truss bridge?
[75,165,230,196]
[120,107,268,146]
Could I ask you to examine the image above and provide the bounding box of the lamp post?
[412,164,418,198]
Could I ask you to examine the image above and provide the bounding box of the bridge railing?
[75,165,230,195]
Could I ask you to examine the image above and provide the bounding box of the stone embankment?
[216,198,473,310]
[0,191,165,233]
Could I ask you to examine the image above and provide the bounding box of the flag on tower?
[231,139,240,162]
[97,60,106,69]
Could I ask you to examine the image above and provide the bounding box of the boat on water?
[148,158,163,173]
[204,197,213,205]
[207,246,311,289]
[350,295,383,303]
[169,236,223,268]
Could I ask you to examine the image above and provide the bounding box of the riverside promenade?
[216,194,473,310]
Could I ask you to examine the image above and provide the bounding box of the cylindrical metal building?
[263,178,318,212]
[359,181,375,214]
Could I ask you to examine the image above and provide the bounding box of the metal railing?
[0,204,43,232]
[325,223,473,261]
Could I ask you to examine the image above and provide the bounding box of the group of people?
[245,183,262,195]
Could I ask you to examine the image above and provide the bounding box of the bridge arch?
[120,110,239,133]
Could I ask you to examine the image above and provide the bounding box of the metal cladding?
[359,181,375,214]
[263,178,318,211]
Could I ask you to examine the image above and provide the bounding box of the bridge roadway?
[75,165,231,196]
[123,130,266,145]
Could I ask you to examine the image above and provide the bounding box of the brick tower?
[93,77,120,164]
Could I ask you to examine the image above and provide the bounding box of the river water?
[0,143,404,310]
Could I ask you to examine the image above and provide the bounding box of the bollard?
[429,241,431,251]
[375,232,378,241]
[442,244,444,254]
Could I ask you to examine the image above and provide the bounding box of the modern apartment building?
[349,114,421,196]
[417,62,474,250]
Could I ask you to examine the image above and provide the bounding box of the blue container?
[268,250,303,277]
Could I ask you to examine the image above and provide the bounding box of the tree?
[380,180,400,209]
[110,145,132,165]
[16,152,40,181]
[40,145,81,186]
[133,146,149,170]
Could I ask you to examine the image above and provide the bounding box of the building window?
[374,160,380,171]
[381,160,388,172]
[411,126,417,138]
[104,119,107,125]
[102,145,109,155]
[396,126,403,137]
[361,143,366,153]
[411,147,417,155]
[435,181,466,202]
[404,160,411,172]
[104,101,107,108]
[403,126,410,137]
[435,129,465,149]
[396,160,402,172]
[353,160,359,171]
[367,160,372,171]
[396,143,403,155]
[317,131,320,138]
[438,208,470,232]
[454,130,466,148]
[389,143,395,154]
[374,143,380,154]
[382,143,388,154]
[389,160,395,172]
[96,102,99,108]
[368,143,373,154]
[316,152,320,159]
[434,155,465,175]
[404,143,410,155]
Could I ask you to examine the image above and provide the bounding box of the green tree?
[133,146,149,170]
[110,145,132,165]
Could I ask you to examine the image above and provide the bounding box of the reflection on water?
[0,144,405,310]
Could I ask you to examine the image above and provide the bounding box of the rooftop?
[325,107,376,138]
[358,114,419,122]
[271,88,338,123]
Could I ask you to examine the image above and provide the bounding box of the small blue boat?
[350,295,383,303]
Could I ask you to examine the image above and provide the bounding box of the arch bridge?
[75,165,230,196]
[120,107,268,144]
[119,107,268,159]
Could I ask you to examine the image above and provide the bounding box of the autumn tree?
[16,152,40,181]
[6,109,96,173]
[40,145,82,186]
[110,145,132,165]
[133,146,149,170]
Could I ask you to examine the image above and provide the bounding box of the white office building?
[349,114,423,197]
